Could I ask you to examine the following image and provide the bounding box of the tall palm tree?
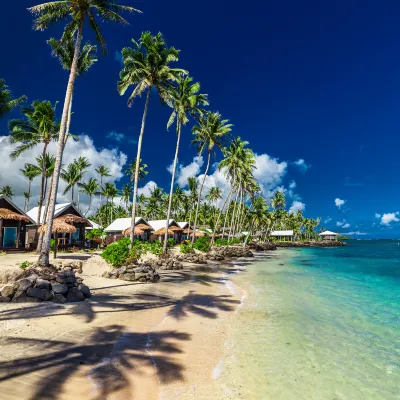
[20,164,41,211]
[60,163,82,203]
[29,0,140,267]
[78,178,99,215]
[163,75,208,252]
[118,31,186,246]
[9,100,59,224]
[47,33,98,145]
[187,176,198,230]
[0,79,26,119]
[95,164,111,209]
[205,186,222,220]
[0,185,15,199]
[74,156,91,211]
[125,158,148,183]
[121,183,132,212]
[101,182,119,225]
[191,112,232,243]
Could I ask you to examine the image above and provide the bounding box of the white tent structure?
[270,230,294,241]
[319,230,339,241]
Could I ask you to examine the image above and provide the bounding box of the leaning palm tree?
[0,185,15,199]
[29,0,140,267]
[0,79,26,119]
[60,163,82,203]
[20,163,41,211]
[162,75,208,252]
[74,156,91,211]
[9,100,59,224]
[78,178,99,215]
[191,112,232,243]
[118,31,186,246]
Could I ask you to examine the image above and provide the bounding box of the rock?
[0,296,11,302]
[66,288,85,302]
[41,273,57,281]
[134,272,146,281]
[51,282,68,295]
[35,279,51,290]
[118,274,125,280]
[138,277,147,282]
[26,273,39,283]
[78,284,91,298]
[53,294,67,304]
[123,273,135,281]
[1,285,15,298]
[63,267,72,272]
[18,279,33,292]
[102,271,111,278]
[12,291,42,303]
[27,287,53,301]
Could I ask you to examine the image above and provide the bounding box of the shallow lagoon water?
[218,241,400,399]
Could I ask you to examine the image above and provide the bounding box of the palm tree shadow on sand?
[0,325,190,399]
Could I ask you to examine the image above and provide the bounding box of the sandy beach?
[0,252,251,400]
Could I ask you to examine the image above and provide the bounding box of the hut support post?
[0,219,3,248]
[16,220,21,249]
[54,238,58,259]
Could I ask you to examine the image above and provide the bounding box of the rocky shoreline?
[275,240,346,248]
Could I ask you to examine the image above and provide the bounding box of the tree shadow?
[0,325,189,399]
[55,254,92,261]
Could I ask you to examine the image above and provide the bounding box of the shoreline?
[0,251,260,399]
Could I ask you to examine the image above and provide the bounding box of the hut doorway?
[3,227,17,248]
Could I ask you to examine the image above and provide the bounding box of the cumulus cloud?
[380,212,400,226]
[106,131,136,144]
[289,201,305,214]
[254,154,287,192]
[342,223,350,228]
[375,213,381,218]
[138,181,157,197]
[324,217,332,224]
[344,231,367,236]
[293,158,311,172]
[289,180,296,189]
[171,156,204,187]
[335,198,346,209]
[0,135,127,210]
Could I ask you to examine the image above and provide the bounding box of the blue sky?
[1,0,400,238]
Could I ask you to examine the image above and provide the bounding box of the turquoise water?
[218,241,400,399]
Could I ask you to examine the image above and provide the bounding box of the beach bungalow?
[26,203,92,249]
[178,221,192,240]
[0,195,35,250]
[86,219,101,231]
[319,230,339,241]
[148,219,183,243]
[104,217,152,244]
[270,230,295,241]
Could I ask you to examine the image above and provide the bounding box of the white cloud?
[0,135,127,210]
[171,156,204,187]
[138,181,157,197]
[380,212,400,226]
[375,213,381,218]
[335,198,346,209]
[342,223,350,228]
[289,180,296,189]
[254,154,287,193]
[344,231,367,236]
[293,158,311,172]
[106,131,137,145]
[289,201,305,214]
[324,217,332,224]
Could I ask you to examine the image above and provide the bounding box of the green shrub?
[167,238,175,247]
[100,237,130,267]
[193,236,211,252]
[20,261,33,270]
[50,239,55,251]
[86,228,105,240]
[0,250,6,256]
[180,242,194,254]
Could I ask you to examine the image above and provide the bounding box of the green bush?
[100,237,130,267]
[20,261,33,270]
[86,228,105,240]
[50,239,55,251]
[167,238,175,247]
[180,242,194,254]
[193,236,211,252]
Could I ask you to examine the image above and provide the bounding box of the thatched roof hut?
[38,220,76,234]
[0,208,30,222]
[183,228,193,234]
[57,214,91,226]
[154,227,174,235]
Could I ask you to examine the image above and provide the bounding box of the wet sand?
[0,254,249,399]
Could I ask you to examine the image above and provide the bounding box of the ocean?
[217,240,400,399]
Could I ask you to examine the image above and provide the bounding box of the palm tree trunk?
[222,180,235,241]
[37,173,55,253]
[86,195,92,216]
[129,86,151,247]
[37,142,48,228]
[191,150,211,244]
[39,17,84,267]
[71,185,74,203]
[26,179,32,212]
[163,120,181,253]
[99,176,103,227]
[228,187,240,240]
[211,185,233,245]
[234,189,244,237]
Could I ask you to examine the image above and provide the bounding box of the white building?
[319,230,339,241]
[270,230,295,241]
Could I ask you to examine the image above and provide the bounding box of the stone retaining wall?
[102,264,160,282]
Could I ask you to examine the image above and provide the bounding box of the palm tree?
[118,31,186,246]
[191,112,232,243]
[0,79,26,119]
[47,33,98,145]
[29,0,140,267]
[163,75,208,252]
[20,164,41,211]
[60,163,82,203]
[78,178,99,215]
[74,156,91,211]
[121,183,132,212]
[9,100,59,225]
[34,153,56,205]
[101,183,119,225]
[0,185,15,199]
[205,187,222,220]
[187,176,198,230]
[125,158,148,183]
[95,165,111,209]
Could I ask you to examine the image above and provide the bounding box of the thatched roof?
[57,214,91,226]
[0,208,30,222]
[38,220,76,234]
[183,228,193,234]
[194,231,205,237]
[169,225,183,232]
[122,226,147,236]
[154,227,174,235]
